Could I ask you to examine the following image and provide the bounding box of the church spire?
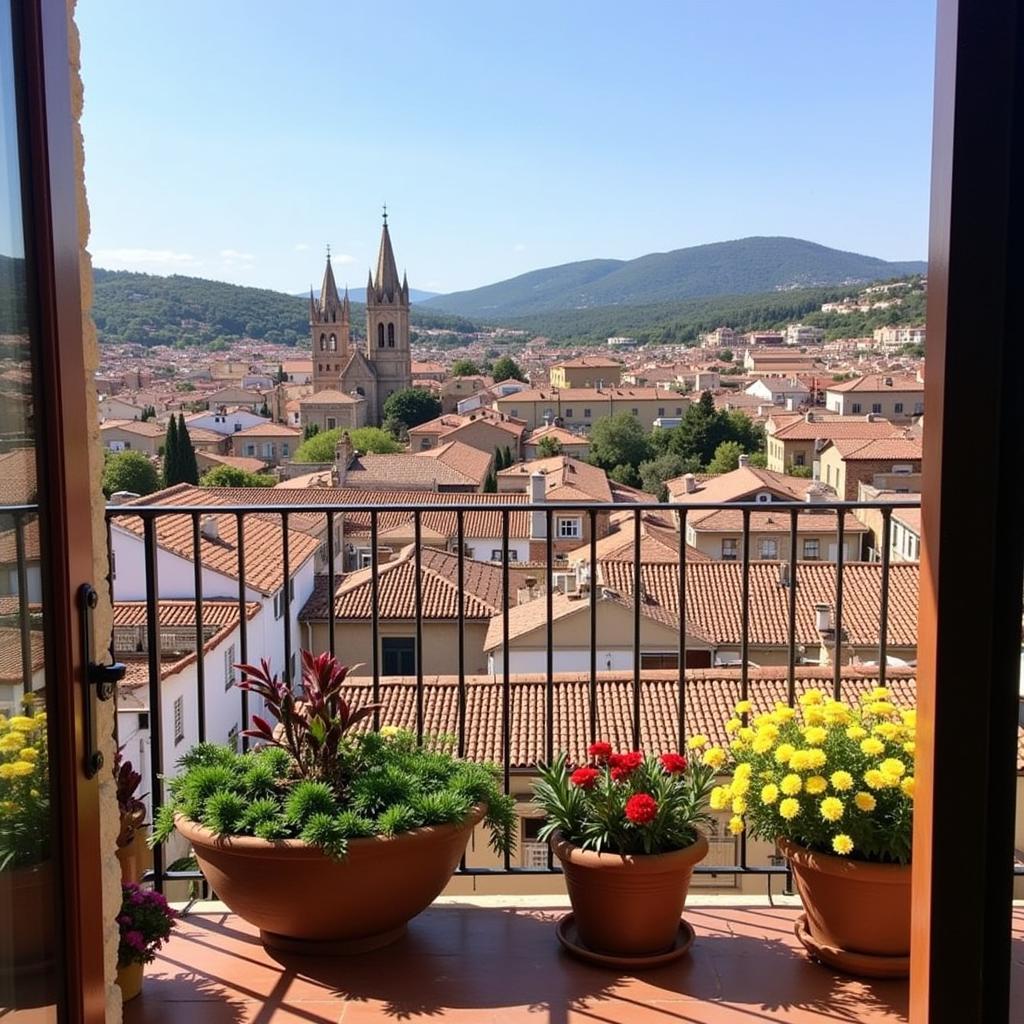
[318,246,342,317]
[371,209,402,304]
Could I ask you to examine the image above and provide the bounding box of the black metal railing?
[102,496,933,892]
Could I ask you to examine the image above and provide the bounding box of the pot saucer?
[556,913,695,969]
[794,914,910,978]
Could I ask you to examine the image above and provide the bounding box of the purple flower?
[117,914,131,926]
[125,930,145,951]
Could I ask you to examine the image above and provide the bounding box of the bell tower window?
[387,322,395,347]
[319,333,326,351]
[378,323,385,347]
[329,334,336,351]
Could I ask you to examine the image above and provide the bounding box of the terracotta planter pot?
[780,838,911,965]
[551,831,708,957]
[116,961,143,1002]
[116,827,152,885]
[176,804,484,953]
[0,861,56,972]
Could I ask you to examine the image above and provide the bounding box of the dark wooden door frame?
[912,0,1024,1020]
[15,2,107,1022]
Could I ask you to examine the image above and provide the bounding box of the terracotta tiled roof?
[0,517,40,565]
[298,389,364,406]
[409,409,526,441]
[568,510,709,564]
[100,419,165,437]
[824,437,923,461]
[343,442,491,489]
[826,374,924,393]
[552,357,623,369]
[331,667,958,769]
[0,448,36,504]
[598,560,919,648]
[687,508,868,535]
[767,415,905,441]
[231,423,302,438]
[0,626,44,683]
[892,508,922,535]
[112,599,261,629]
[498,456,613,503]
[667,465,813,504]
[524,425,590,448]
[497,386,683,403]
[196,453,268,473]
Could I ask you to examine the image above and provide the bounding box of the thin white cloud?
[93,247,198,268]
[220,248,254,261]
[513,242,527,252]
[331,252,357,265]
[293,243,310,251]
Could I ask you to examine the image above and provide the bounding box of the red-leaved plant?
[236,651,380,789]
[114,749,147,849]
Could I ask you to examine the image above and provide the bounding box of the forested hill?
[420,237,925,318]
[90,268,477,347]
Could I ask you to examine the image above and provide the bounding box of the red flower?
[570,766,600,789]
[608,751,643,781]
[659,752,688,774]
[587,741,613,762]
[625,793,659,825]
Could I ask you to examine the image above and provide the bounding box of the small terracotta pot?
[116,828,152,885]
[780,838,911,958]
[551,831,708,957]
[177,804,484,952]
[0,861,56,971]
[116,961,144,1002]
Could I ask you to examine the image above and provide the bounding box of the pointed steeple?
[318,247,342,318]
[371,211,402,304]
[402,270,409,303]
[342,285,351,318]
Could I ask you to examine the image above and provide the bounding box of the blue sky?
[76,1,936,295]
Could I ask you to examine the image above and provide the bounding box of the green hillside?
[90,268,477,348]
[420,237,925,318]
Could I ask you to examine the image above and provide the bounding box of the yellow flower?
[822,700,851,725]
[901,776,915,799]
[8,761,33,777]
[709,786,729,811]
[18,748,38,761]
[728,815,745,836]
[702,747,727,769]
[802,726,827,747]
[880,758,906,778]
[761,783,779,805]
[774,743,795,765]
[867,686,890,700]
[379,725,401,738]
[737,727,755,743]
[820,797,844,822]
[901,709,916,728]
[846,725,867,740]
[854,791,877,812]
[806,749,827,769]
[860,737,885,757]
[779,797,801,820]
[734,762,753,780]
[798,689,824,706]
[805,775,828,796]
[731,796,747,815]
[0,764,17,779]
[864,769,886,790]
[802,706,825,727]
[873,723,900,740]
[780,774,802,796]
[867,701,899,718]
[789,750,811,771]
[903,741,916,756]
[734,700,752,715]
[752,734,774,754]
[730,775,750,797]
[725,717,742,735]
[688,735,709,750]
[772,705,796,724]
[0,732,26,753]
[832,834,854,855]
[7,716,33,731]
[830,770,853,792]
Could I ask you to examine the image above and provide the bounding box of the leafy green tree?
[638,451,700,501]
[382,415,408,442]
[536,435,563,458]
[483,467,497,492]
[707,440,746,475]
[293,426,402,463]
[383,388,442,429]
[490,355,527,383]
[103,451,159,497]
[588,412,652,474]
[303,423,320,441]
[719,349,734,361]
[788,463,813,478]
[200,466,274,487]
[608,463,641,488]
[259,399,270,418]
[748,451,768,468]
[451,358,480,376]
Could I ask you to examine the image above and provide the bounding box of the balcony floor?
[126,898,1024,1024]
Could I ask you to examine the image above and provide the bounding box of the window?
[721,538,738,560]
[319,333,326,351]
[326,417,336,430]
[173,696,185,745]
[224,644,236,690]
[382,637,416,676]
[756,492,771,503]
[521,817,548,869]
[509,408,517,418]
[245,444,255,456]
[892,463,913,474]
[631,408,639,416]
[583,408,591,418]
[675,407,682,416]
[759,538,779,559]
[564,408,573,418]
[282,443,289,457]
[803,538,820,560]
[851,403,862,414]
[640,652,679,670]
[913,402,924,415]
[227,724,240,753]
[894,402,904,414]
[872,403,882,414]
[388,323,395,347]
[794,452,805,466]
[658,407,665,417]
[329,334,336,351]
[378,323,385,347]
[557,517,582,539]
[491,549,502,561]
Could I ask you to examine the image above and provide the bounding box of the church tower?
[364,210,412,423]
[310,249,351,392]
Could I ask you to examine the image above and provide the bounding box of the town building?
[817,437,924,500]
[764,411,906,473]
[493,387,689,431]
[548,356,624,389]
[824,373,925,420]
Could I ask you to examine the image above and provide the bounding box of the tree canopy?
[382,388,442,429]
[451,358,481,376]
[536,435,563,458]
[102,451,159,498]
[490,355,527,383]
[163,413,199,487]
[293,425,403,463]
[200,465,274,487]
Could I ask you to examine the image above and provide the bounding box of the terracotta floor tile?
[124,904,1024,1024]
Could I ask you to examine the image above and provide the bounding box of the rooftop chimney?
[738,453,750,468]
[530,471,547,540]
[883,376,894,387]
[814,603,832,633]
[683,473,698,494]
[804,410,815,423]
[335,430,354,486]
[200,515,220,542]
[109,491,140,505]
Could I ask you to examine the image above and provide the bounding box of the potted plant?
[154,650,515,953]
[114,751,150,884]
[532,742,715,966]
[0,694,54,975]
[116,882,176,1001]
[715,687,914,977]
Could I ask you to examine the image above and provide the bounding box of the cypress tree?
[503,444,513,468]
[177,413,200,485]
[163,415,179,487]
[494,446,504,471]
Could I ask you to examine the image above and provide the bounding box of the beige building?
[548,357,623,389]
[99,418,164,456]
[824,373,925,421]
[494,387,689,431]
[817,437,923,500]
[522,424,590,460]
[440,375,491,414]
[765,411,906,473]
[408,408,525,457]
[230,423,302,466]
[297,388,367,432]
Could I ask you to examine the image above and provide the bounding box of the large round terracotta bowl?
[779,838,911,972]
[550,831,708,957]
[176,804,485,953]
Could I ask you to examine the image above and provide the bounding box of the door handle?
[78,583,126,778]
